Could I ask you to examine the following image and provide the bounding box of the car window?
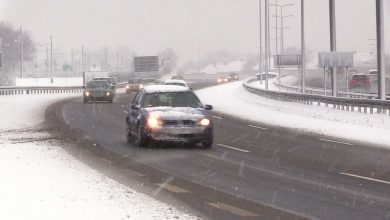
[143,92,202,108]
[132,91,143,105]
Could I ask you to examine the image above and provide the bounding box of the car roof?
[143,85,190,93]
[164,79,187,84]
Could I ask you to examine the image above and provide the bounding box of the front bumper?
[145,126,213,143]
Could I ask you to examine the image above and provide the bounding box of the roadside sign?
[274,54,302,68]
[318,52,354,68]
[134,56,159,73]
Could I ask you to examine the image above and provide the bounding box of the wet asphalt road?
[56,82,390,220]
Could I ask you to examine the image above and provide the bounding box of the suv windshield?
[143,92,202,108]
[129,79,142,83]
[87,81,110,88]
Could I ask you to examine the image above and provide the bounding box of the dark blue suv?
[125,85,213,148]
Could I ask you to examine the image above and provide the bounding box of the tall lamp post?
[270,3,294,55]
[376,0,386,100]
[301,0,305,93]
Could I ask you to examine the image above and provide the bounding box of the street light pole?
[329,0,337,97]
[275,0,278,55]
[265,0,269,89]
[19,26,23,78]
[376,0,386,100]
[50,35,53,84]
[259,0,263,84]
[301,0,305,93]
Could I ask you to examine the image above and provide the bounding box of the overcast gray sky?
[0,0,389,64]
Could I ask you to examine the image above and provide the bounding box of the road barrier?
[0,86,84,96]
[243,78,390,115]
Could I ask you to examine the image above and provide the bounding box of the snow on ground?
[15,77,83,87]
[0,94,199,220]
[196,80,390,148]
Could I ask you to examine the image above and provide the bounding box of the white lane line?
[155,183,190,193]
[217,144,250,153]
[248,124,268,130]
[319,138,354,146]
[340,173,390,185]
[212,115,223,120]
[208,202,258,217]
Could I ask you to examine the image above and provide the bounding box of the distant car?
[83,80,115,103]
[126,78,142,94]
[349,74,371,88]
[171,75,185,80]
[92,77,117,88]
[227,72,239,81]
[125,85,213,148]
[368,69,378,83]
[217,76,229,83]
[139,78,159,89]
[164,79,191,89]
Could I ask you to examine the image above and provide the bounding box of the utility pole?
[50,35,53,83]
[329,0,337,97]
[198,42,201,74]
[275,0,278,55]
[81,45,84,72]
[71,49,74,73]
[104,48,108,71]
[301,0,305,93]
[265,0,269,89]
[259,0,263,84]
[19,26,23,78]
[376,0,386,100]
[46,46,49,78]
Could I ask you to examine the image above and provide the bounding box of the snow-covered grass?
[196,81,390,148]
[0,94,199,220]
[15,77,83,87]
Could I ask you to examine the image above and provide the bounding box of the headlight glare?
[85,91,90,96]
[147,116,161,128]
[199,118,210,126]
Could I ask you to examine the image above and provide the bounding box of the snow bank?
[0,94,199,220]
[16,77,83,87]
[196,81,390,148]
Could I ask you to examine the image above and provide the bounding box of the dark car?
[125,78,142,94]
[171,75,185,80]
[228,72,239,81]
[125,85,213,148]
[83,80,115,103]
[349,74,370,88]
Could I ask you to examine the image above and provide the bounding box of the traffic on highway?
[1,1,390,220]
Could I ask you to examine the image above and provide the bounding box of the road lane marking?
[217,144,250,153]
[248,124,268,130]
[212,116,223,120]
[155,183,190,193]
[319,138,354,146]
[208,202,258,217]
[340,173,390,185]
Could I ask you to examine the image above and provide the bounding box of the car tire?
[135,126,148,148]
[201,141,213,149]
[126,129,133,143]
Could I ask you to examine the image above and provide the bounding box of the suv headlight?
[199,118,210,126]
[85,91,90,96]
[126,85,130,89]
[147,116,162,128]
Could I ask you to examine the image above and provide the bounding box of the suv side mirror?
[131,104,139,110]
[204,104,213,110]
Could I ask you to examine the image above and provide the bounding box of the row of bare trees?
[0,22,36,85]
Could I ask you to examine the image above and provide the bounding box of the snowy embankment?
[195,80,390,148]
[0,94,198,220]
[15,77,83,87]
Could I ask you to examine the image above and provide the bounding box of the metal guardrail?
[243,78,390,115]
[275,74,390,99]
[0,86,83,96]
